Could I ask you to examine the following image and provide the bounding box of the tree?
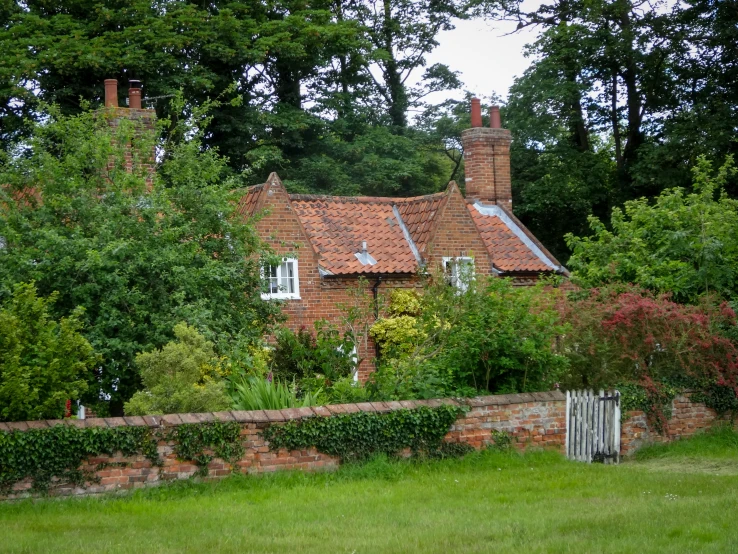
[0,104,282,414]
[0,0,467,198]
[0,283,97,422]
[124,323,231,416]
[566,156,738,303]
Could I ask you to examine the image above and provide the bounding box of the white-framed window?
[442,256,475,292]
[261,258,300,300]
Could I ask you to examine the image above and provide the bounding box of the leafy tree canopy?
[566,156,738,303]
[0,101,282,414]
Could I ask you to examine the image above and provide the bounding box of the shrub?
[0,283,97,421]
[558,285,738,426]
[271,321,356,383]
[124,323,231,416]
[370,273,569,396]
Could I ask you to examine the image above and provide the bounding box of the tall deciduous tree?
[0,103,282,414]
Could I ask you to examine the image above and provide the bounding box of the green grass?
[2,430,738,554]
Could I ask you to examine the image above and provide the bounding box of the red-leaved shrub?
[558,285,738,426]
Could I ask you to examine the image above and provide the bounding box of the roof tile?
[467,203,554,272]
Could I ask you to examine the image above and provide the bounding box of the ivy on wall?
[1,407,469,496]
[171,422,244,475]
[262,405,467,461]
[0,425,160,494]
[0,421,244,494]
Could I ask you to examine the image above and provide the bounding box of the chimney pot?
[104,79,118,108]
[128,80,142,110]
[471,98,482,128]
[490,106,501,129]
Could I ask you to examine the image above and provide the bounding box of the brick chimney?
[461,99,512,208]
[101,79,156,186]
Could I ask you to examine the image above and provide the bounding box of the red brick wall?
[620,393,733,456]
[1,391,566,500]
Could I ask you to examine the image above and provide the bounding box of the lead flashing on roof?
[355,241,378,266]
[472,202,560,272]
[392,205,422,265]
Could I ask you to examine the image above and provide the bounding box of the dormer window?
[261,258,300,300]
[442,256,475,292]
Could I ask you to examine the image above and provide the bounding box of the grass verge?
[1,431,737,553]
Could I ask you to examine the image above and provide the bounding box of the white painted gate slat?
[565,389,620,464]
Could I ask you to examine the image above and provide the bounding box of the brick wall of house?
[424,184,494,275]
[1,392,566,500]
[620,393,733,456]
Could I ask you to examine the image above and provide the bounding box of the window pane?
[280,261,294,293]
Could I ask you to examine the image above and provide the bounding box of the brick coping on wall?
[0,391,566,432]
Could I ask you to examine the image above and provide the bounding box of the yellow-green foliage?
[370,316,425,357]
[387,289,422,316]
[124,323,231,416]
[370,290,425,357]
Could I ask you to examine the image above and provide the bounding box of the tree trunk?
[382,0,407,129]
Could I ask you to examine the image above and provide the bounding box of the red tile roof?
[467,202,559,272]
[395,192,447,256]
[236,180,563,276]
[290,195,420,274]
[234,184,263,218]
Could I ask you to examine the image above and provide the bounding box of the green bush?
[124,323,230,416]
[0,283,97,422]
[368,273,569,397]
[271,321,357,383]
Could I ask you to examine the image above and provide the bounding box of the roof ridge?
[288,190,448,204]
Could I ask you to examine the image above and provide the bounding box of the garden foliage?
[0,105,281,413]
[567,157,738,303]
[559,285,738,427]
[0,283,97,422]
[271,322,356,384]
[124,324,231,416]
[230,376,321,411]
[369,274,569,398]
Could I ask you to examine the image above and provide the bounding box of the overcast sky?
[422,17,539,104]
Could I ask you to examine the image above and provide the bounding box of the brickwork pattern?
[424,184,495,276]
[1,392,566,500]
[620,393,733,456]
[461,127,512,208]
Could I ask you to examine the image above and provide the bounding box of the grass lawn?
[2,427,738,554]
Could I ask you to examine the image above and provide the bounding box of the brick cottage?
[55,80,567,380]
[236,98,567,378]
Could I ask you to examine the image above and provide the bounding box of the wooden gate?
[565,390,621,464]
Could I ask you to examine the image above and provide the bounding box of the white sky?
[421,17,540,104]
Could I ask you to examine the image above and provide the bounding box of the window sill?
[261,294,302,301]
